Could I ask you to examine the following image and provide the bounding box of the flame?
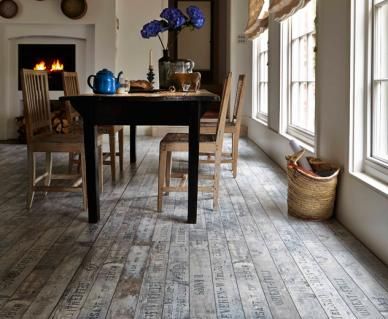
[50,59,64,72]
[34,61,47,71]
[33,59,64,72]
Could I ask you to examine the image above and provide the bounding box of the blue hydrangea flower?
[160,8,186,29]
[141,20,166,38]
[186,6,205,29]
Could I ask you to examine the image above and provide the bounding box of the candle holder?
[147,66,155,88]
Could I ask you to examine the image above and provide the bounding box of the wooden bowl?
[170,72,201,92]
[61,0,88,20]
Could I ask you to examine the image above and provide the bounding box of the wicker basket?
[286,150,340,220]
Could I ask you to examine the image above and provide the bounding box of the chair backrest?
[62,71,80,122]
[232,74,246,125]
[21,69,52,143]
[215,72,233,146]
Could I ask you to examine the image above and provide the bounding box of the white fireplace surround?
[0,24,95,139]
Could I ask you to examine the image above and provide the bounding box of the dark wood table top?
[60,89,220,103]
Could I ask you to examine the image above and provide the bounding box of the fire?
[50,59,64,71]
[33,59,64,72]
[34,61,47,71]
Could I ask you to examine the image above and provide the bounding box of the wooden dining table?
[60,90,220,224]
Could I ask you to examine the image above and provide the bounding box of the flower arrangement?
[141,6,205,50]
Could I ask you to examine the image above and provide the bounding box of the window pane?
[255,29,269,119]
[372,2,388,163]
[300,35,308,81]
[260,83,268,114]
[377,2,388,79]
[308,34,316,81]
[288,0,316,138]
[291,39,299,81]
[372,81,388,162]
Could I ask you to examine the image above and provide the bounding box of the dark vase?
[158,49,171,90]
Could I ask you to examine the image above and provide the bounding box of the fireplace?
[18,44,76,91]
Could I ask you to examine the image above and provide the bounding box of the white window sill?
[250,116,268,126]
[350,171,388,199]
[249,117,316,154]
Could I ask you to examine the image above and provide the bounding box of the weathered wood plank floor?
[0,136,388,319]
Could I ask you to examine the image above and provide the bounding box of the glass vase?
[158,49,171,90]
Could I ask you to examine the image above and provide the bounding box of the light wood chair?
[200,74,246,178]
[157,72,232,211]
[62,71,124,182]
[21,69,102,209]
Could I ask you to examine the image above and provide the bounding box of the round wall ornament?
[0,0,18,19]
[61,0,87,20]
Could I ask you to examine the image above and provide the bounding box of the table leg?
[130,125,136,163]
[83,120,100,223]
[188,103,201,224]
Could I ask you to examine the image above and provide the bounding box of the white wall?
[247,0,388,264]
[228,0,252,125]
[116,0,168,87]
[115,0,168,135]
[317,0,388,265]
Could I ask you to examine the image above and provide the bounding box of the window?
[281,0,316,145]
[371,0,388,164]
[253,29,269,123]
[351,0,388,187]
[363,0,388,183]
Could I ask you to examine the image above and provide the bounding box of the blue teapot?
[87,69,123,94]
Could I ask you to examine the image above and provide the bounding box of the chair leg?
[232,132,240,178]
[44,152,53,196]
[213,150,222,210]
[80,150,88,211]
[119,128,124,172]
[27,149,36,209]
[98,145,103,193]
[109,132,116,182]
[158,147,168,212]
[165,151,172,195]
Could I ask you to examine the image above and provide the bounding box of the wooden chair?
[157,72,232,211]
[62,71,124,182]
[200,74,246,178]
[21,69,102,209]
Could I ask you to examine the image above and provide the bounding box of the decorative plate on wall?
[61,0,88,20]
[0,0,18,19]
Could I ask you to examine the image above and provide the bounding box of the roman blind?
[244,0,269,39]
[269,0,311,21]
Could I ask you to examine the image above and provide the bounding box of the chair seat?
[161,132,216,144]
[31,132,83,150]
[201,110,219,121]
[200,122,236,134]
[31,132,102,152]
[160,133,217,152]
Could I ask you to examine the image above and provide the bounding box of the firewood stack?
[51,110,70,134]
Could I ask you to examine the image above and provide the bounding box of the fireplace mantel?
[0,0,117,140]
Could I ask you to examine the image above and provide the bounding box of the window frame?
[280,1,317,147]
[252,30,269,124]
[364,0,388,184]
